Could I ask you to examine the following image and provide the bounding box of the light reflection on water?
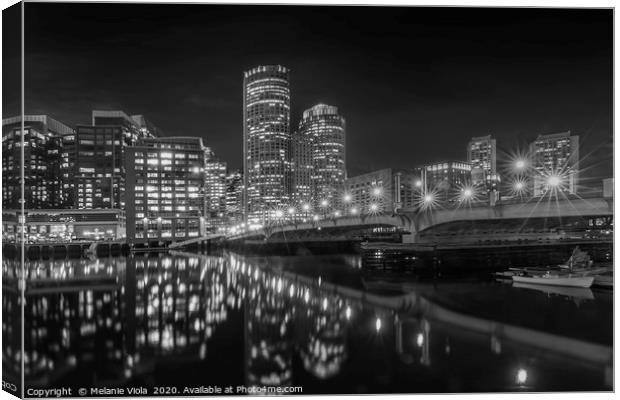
[2,252,612,394]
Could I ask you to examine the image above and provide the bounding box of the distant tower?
[529,131,579,196]
[243,65,291,224]
[298,104,346,210]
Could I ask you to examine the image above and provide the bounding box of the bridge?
[168,233,226,249]
[226,195,613,244]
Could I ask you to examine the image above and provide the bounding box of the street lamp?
[547,175,561,187]
[370,203,378,213]
[350,207,358,215]
[372,187,382,197]
[334,210,341,218]
[415,180,423,188]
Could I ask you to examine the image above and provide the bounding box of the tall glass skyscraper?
[298,104,346,210]
[243,65,291,224]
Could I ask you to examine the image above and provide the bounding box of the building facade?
[125,137,207,245]
[344,168,419,215]
[204,147,228,234]
[529,131,579,196]
[298,104,346,210]
[225,171,244,228]
[467,134,498,190]
[2,209,125,243]
[74,110,155,210]
[2,115,73,209]
[243,65,292,224]
[423,161,472,201]
[291,130,313,207]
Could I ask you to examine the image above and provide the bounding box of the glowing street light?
[287,207,295,215]
[343,194,352,203]
[372,187,383,197]
[302,203,310,212]
[370,203,378,212]
[415,179,423,188]
[424,194,434,203]
[463,188,473,198]
[274,210,284,219]
[547,175,561,187]
[320,199,329,208]
[350,207,358,215]
[514,182,524,190]
[334,210,341,218]
[516,368,528,385]
[312,215,319,221]
[515,159,527,170]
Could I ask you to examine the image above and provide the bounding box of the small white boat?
[512,273,594,288]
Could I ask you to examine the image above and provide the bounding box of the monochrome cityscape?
[0,80,598,245]
[1,3,614,397]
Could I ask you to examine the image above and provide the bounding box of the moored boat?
[512,274,594,288]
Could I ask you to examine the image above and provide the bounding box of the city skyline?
[3,4,612,179]
[2,4,614,397]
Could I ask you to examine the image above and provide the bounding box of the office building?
[2,115,73,209]
[74,110,156,209]
[298,104,346,210]
[243,65,292,224]
[467,135,496,181]
[204,147,228,233]
[424,161,472,201]
[291,130,313,206]
[529,131,579,196]
[125,137,207,245]
[225,171,244,228]
[344,168,419,215]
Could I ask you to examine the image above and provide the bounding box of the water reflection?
[1,252,612,394]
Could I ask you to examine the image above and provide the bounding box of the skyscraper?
[243,65,292,224]
[298,104,346,210]
[2,115,73,209]
[125,136,207,245]
[529,131,579,195]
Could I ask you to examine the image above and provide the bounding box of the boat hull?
[512,275,594,288]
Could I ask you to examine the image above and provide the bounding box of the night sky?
[4,4,613,180]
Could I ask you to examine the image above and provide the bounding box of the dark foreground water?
[2,251,613,395]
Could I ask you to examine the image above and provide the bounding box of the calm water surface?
[2,251,613,394]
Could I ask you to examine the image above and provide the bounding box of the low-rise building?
[2,209,126,243]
